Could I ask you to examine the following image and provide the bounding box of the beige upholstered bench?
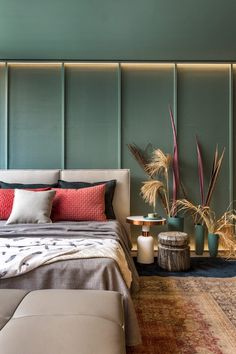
[0,289,126,354]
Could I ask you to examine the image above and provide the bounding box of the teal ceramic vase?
[194,224,205,255]
[208,233,219,257]
[167,216,184,232]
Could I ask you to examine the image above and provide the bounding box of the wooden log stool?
[158,231,190,271]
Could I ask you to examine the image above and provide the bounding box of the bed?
[0,169,141,346]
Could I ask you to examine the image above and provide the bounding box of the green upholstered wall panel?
[8,64,62,168]
[178,65,229,216]
[1,1,236,61]
[65,64,119,168]
[121,64,174,231]
[0,62,234,237]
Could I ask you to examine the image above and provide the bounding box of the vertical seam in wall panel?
[229,63,233,206]
[117,63,122,168]
[4,62,8,169]
[61,63,65,169]
[173,63,178,133]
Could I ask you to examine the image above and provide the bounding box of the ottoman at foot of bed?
[0,289,126,354]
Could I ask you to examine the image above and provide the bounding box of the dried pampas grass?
[140,180,169,216]
[177,199,236,258]
[128,108,180,218]
[215,211,236,258]
[145,149,172,177]
[128,143,174,216]
[142,149,173,216]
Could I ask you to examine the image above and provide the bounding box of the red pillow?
[51,185,107,222]
[0,189,14,220]
[0,188,51,220]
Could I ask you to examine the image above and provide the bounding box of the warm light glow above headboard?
[121,63,174,71]
[0,62,235,71]
[177,63,229,70]
[64,62,118,68]
[8,62,61,67]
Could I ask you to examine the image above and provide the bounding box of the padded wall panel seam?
[0,63,8,169]
[4,63,8,169]
[117,63,122,168]
[61,63,65,169]
[229,64,234,205]
[173,63,178,134]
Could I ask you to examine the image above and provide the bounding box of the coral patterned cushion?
[0,188,51,220]
[51,185,107,222]
[0,189,14,220]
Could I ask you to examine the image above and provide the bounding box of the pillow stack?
[0,180,116,224]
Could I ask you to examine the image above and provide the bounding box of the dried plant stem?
[165,169,169,205]
[127,143,151,178]
[159,188,170,216]
[177,199,236,258]
[205,148,225,206]
[141,180,165,213]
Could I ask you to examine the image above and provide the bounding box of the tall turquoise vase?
[167,216,184,232]
[208,233,219,257]
[194,224,205,255]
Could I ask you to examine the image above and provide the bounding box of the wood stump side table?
[126,216,166,264]
[158,231,190,271]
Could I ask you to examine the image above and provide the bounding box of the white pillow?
[6,189,56,225]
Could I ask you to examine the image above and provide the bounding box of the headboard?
[0,169,130,235]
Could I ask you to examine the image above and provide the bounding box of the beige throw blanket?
[0,236,132,287]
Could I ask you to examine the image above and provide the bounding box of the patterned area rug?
[127,276,236,354]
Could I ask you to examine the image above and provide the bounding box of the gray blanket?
[0,220,141,346]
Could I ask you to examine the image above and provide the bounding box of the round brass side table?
[126,216,166,264]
